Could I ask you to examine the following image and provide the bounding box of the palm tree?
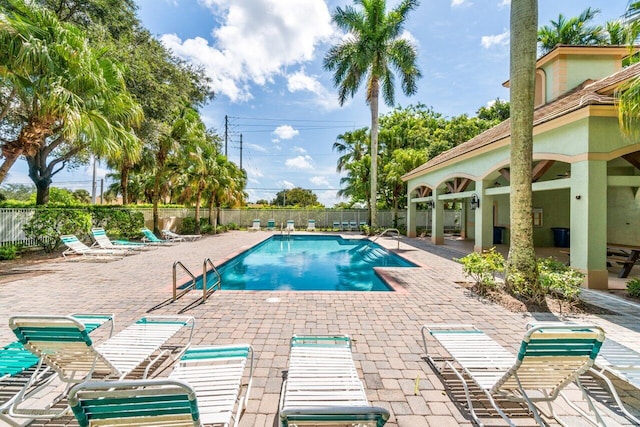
[506,0,543,304]
[618,2,640,136]
[0,0,142,202]
[538,7,606,55]
[324,0,421,228]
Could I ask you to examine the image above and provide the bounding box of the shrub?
[0,244,19,260]
[89,207,144,238]
[180,217,214,234]
[538,257,583,313]
[226,222,239,231]
[456,248,505,293]
[23,208,92,252]
[627,277,640,298]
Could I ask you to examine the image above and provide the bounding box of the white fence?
[0,207,461,247]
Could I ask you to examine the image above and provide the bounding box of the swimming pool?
[192,235,415,291]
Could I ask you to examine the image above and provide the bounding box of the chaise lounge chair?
[279,335,390,426]
[306,219,316,231]
[286,220,295,232]
[588,338,640,424]
[6,314,194,420]
[60,235,130,259]
[0,314,114,426]
[141,227,177,245]
[421,323,606,426]
[69,344,254,427]
[267,219,276,231]
[162,229,202,241]
[249,219,261,232]
[332,221,340,231]
[91,228,152,251]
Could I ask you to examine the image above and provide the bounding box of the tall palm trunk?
[194,187,203,234]
[506,0,542,303]
[120,166,130,205]
[369,77,380,229]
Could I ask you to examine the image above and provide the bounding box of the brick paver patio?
[1,231,639,426]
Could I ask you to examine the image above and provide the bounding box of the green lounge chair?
[267,219,276,231]
[69,344,254,427]
[6,315,194,421]
[141,227,176,245]
[279,335,389,426]
[91,228,151,251]
[421,323,606,426]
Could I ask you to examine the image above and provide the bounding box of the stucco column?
[474,180,494,252]
[431,187,444,245]
[571,160,608,290]
[407,193,417,237]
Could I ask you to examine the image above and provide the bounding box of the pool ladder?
[171,258,221,313]
[360,228,402,251]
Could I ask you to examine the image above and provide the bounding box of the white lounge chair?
[286,220,295,232]
[589,338,640,424]
[0,314,114,426]
[306,219,316,231]
[91,228,151,251]
[421,323,606,426]
[6,315,194,420]
[69,344,254,427]
[162,229,201,241]
[332,221,341,231]
[249,219,261,232]
[279,335,390,426]
[60,235,129,259]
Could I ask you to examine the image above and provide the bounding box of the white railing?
[0,207,462,247]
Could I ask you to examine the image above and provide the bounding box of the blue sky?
[2,0,631,206]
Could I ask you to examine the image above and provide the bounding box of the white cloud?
[279,180,295,189]
[161,0,334,102]
[285,155,314,169]
[247,143,268,153]
[481,31,510,49]
[451,0,471,7]
[287,69,340,110]
[273,125,299,140]
[498,0,510,7]
[310,176,330,187]
[293,146,307,154]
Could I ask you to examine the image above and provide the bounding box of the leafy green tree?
[0,0,143,204]
[206,155,246,227]
[537,7,606,54]
[0,184,34,201]
[272,188,321,207]
[381,148,427,225]
[324,0,421,228]
[506,0,542,304]
[72,189,91,204]
[617,2,640,136]
[476,98,510,124]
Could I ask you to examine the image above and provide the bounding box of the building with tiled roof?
[402,45,640,289]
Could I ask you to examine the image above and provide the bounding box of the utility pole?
[239,133,243,170]
[91,156,97,204]
[224,115,228,157]
[100,179,104,204]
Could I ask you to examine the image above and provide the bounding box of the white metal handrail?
[202,258,222,303]
[172,261,196,301]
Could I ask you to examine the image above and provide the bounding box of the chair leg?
[588,368,640,425]
[513,374,548,426]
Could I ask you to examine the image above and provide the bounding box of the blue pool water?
[191,235,415,291]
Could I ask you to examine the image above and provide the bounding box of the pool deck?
[1,230,640,426]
